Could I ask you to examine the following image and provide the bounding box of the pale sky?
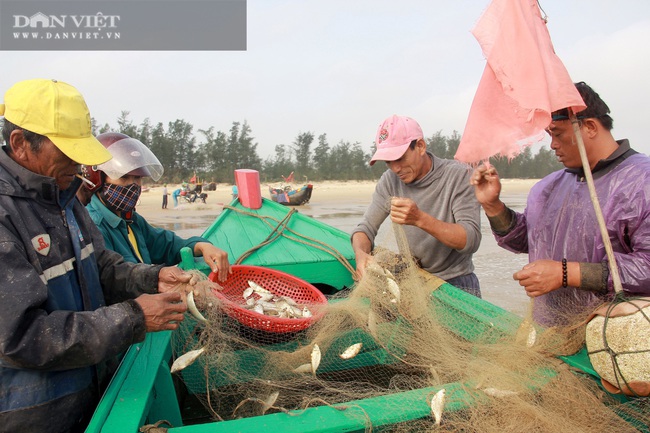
[2,0,650,158]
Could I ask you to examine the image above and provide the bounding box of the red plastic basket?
[208,265,327,333]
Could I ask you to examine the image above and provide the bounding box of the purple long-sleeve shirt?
[496,140,650,326]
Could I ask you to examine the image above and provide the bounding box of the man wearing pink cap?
[352,115,482,296]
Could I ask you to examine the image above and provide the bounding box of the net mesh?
[170,223,649,432]
[586,297,650,397]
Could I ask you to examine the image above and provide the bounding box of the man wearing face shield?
[80,132,231,281]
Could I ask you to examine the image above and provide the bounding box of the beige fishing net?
[170,223,649,432]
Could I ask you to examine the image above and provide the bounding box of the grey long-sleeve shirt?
[352,152,481,281]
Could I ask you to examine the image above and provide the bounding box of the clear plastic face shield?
[97,137,164,181]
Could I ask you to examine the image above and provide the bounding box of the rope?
[223,205,358,280]
[234,208,297,265]
[587,294,650,397]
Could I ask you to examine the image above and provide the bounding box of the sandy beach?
[136,178,539,220]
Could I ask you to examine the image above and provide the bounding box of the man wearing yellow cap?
[0,79,193,432]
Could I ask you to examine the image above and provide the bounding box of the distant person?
[352,115,482,297]
[0,78,192,432]
[162,183,169,209]
[172,187,181,208]
[81,132,231,281]
[471,82,650,326]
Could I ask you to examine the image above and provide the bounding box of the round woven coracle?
[585,298,650,396]
[208,265,327,333]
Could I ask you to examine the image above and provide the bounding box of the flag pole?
[569,109,623,293]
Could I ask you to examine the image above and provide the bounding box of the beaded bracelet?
[561,258,568,288]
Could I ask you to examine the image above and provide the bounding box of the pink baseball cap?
[369,115,423,166]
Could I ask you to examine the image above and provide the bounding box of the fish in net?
[168,223,649,432]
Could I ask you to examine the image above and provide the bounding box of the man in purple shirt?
[471,82,650,326]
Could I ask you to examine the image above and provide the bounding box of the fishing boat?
[269,184,313,205]
[86,197,648,433]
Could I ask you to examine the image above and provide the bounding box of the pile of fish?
[241,280,313,319]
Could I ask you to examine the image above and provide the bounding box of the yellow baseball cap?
[0,79,112,166]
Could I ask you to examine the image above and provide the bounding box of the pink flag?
[455,0,586,164]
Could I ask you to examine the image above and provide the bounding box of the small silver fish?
[243,287,254,299]
[280,296,298,306]
[258,300,280,310]
[526,326,537,348]
[430,388,445,426]
[257,292,275,302]
[248,280,270,294]
[482,387,519,398]
[290,305,304,317]
[516,319,537,348]
[278,304,295,318]
[171,347,205,373]
[187,291,208,323]
[386,278,400,303]
[311,344,321,375]
[339,343,362,360]
[262,391,279,414]
[292,363,312,373]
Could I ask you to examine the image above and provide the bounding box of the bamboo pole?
[569,109,623,293]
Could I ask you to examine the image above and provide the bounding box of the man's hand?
[470,165,504,216]
[135,292,187,332]
[513,260,563,297]
[390,196,468,250]
[354,250,373,279]
[158,266,192,293]
[390,197,422,226]
[195,242,231,282]
[351,232,374,279]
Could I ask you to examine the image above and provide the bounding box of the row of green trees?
[91,112,563,184]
